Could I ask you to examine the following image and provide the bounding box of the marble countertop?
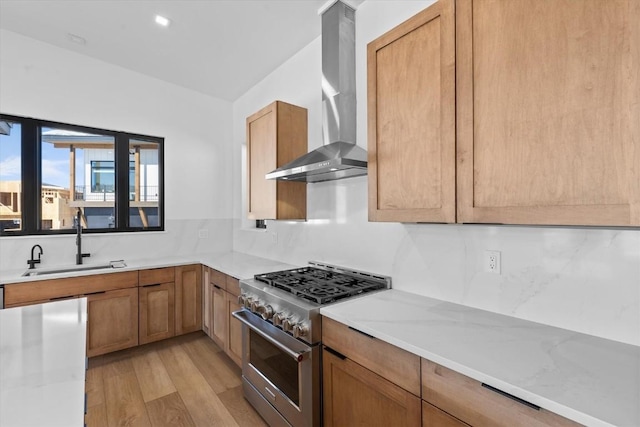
[320,290,640,427]
[0,298,88,427]
[0,251,298,285]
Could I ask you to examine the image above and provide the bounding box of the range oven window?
[249,329,300,406]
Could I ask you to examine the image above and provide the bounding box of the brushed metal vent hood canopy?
[266,0,366,183]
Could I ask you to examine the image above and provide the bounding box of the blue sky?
[0,123,85,188]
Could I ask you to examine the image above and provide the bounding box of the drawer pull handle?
[481,383,540,410]
[49,295,75,301]
[142,283,162,288]
[84,291,106,296]
[213,285,222,290]
[324,346,347,360]
[348,326,375,339]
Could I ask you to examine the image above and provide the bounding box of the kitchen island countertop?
[0,298,88,427]
[320,290,640,427]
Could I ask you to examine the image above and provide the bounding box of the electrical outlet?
[485,250,501,274]
[198,229,209,239]
[271,232,278,244]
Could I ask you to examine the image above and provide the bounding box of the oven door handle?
[232,309,310,362]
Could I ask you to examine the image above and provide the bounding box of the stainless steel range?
[232,261,391,427]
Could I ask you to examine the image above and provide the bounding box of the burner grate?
[255,267,386,304]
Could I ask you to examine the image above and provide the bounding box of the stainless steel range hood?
[266,0,366,183]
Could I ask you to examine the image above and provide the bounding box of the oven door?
[232,309,320,427]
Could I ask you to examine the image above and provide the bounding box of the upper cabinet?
[246,100,307,220]
[368,0,640,226]
[368,0,455,223]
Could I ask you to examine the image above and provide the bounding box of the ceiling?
[0,0,338,101]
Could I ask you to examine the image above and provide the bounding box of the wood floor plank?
[104,371,152,427]
[101,357,135,380]
[145,392,196,427]
[86,332,266,427]
[158,342,239,426]
[86,364,105,408]
[86,403,108,427]
[132,350,177,402]
[182,334,241,394]
[218,385,268,427]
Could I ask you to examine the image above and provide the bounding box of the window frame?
[0,113,165,236]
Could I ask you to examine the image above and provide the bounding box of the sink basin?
[22,262,125,277]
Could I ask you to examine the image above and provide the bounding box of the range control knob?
[282,318,295,332]
[292,324,309,339]
[272,312,287,327]
[259,305,274,320]
[237,294,247,305]
[243,297,253,309]
[250,300,261,313]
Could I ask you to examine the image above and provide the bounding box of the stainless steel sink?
[22,261,126,277]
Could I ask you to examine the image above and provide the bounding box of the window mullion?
[115,133,129,231]
[21,119,40,234]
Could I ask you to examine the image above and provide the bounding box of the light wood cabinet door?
[86,288,138,357]
[246,100,307,220]
[139,282,175,345]
[225,293,243,367]
[175,264,202,335]
[368,0,456,223]
[202,269,211,336]
[323,347,421,427]
[456,0,640,226]
[211,284,227,350]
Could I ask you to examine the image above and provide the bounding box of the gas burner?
[254,264,388,305]
[240,261,391,346]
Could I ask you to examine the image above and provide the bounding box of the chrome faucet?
[27,244,43,269]
[76,209,91,265]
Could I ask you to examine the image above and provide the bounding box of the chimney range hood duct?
[266,0,366,183]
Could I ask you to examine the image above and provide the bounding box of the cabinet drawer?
[209,268,227,290]
[322,317,420,396]
[423,401,468,427]
[5,271,139,306]
[323,347,421,427]
[139,267,175,286]
[421,359,580,427]
[225,276,240,297]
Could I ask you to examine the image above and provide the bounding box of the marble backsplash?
[0,218,233,270]
[233,177,640,346]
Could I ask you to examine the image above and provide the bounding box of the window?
[0,114,164,235]
[0,120,22,233]
[91,161,116,193]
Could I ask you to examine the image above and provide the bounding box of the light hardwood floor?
[86,331,268,427]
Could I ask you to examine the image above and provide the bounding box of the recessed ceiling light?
[155,15,171,27]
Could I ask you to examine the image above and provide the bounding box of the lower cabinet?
[138,282,175,345]
[4,264,203,358]
[322,317,422,426]
[322,317,581,427]
[225,287,243,366]
[86,287,138,357]
[204,267,243,367]
[175,264,202,335]
[211,283,227,348]
[323,348,422,426]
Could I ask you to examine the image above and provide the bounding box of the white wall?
[0,29,234,266]
[232,0,640,346]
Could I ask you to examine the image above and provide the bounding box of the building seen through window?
[0,116,163,235]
